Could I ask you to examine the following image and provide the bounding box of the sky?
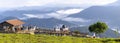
[0,0,118,8]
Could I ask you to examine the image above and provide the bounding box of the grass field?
[0,33,120,43]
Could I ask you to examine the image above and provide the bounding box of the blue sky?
[0,0,117,8]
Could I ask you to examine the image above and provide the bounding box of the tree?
[62,25,66,28]
[89,21,108,37]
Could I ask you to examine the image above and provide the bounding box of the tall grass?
[0,33,119,43]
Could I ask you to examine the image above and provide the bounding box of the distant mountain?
[69,6,120,27]
[23,18,77,28]
[0,6,82,28]
[0,6,81,18]
[70,26,120,38]
[0,9,47,18]
[16,5,81,10]
[108,0,120,6]
[0,15,5,20]
[0,17,18,22]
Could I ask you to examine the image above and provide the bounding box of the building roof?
[5,19,25,26]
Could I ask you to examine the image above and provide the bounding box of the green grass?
[0,33,119,43]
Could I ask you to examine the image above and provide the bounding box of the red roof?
[5,19,25,26]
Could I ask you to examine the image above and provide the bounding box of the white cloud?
[20,14,47,19]
[0,0,117,8]
[24,14,38,18]
[0,0,28,8]
[47,9,83,19]
[25,0,55,6]
[55,0,117,6]
[56,9,83,14]
[62,17,90,22]
[111,27,120,33]
[23,9,83,19]
[21,8,90,22]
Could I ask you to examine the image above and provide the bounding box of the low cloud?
[56,9,83,14]
[111,27,120,33]
[62,17,90,22]
[46,9,83,19]
[21,8,90,22]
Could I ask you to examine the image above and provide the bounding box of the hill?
[0,16,18,22]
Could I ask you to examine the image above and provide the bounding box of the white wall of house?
[55,28,60,32]
[63,28,69,31]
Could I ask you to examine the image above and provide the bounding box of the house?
[53,25,70,36]
[0,19,25,32]
[54,25,70,32]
